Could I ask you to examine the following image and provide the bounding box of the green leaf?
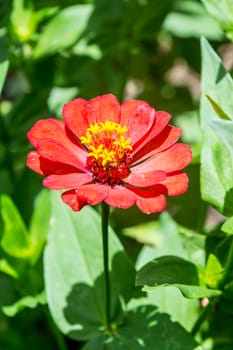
[222,216,233,235]
[2,291,46,317]
[201,118,233,216]
[29,190,51,265]
[83,305,198,350]
[201,0,233,40]
[200,37,233,124]
[200,38,233,215]
[9,0,36,42]
[163,0,223,39]
[44,192,135,341]
[33,5,93,58]
[0,35,9,94]
[136,212,205,269]
[206,95,231,120]
[136,255,221,299]
[0,194,33,258]
[133,213,202,330]
[205,254,223,289]
[0,259,18,278]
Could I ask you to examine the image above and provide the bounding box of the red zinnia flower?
[27,94,192,214]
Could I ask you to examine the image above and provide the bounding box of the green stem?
[101,202,111,331]
[191,298,218,336]
[219,238,233,288]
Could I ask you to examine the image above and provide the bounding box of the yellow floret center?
[80,121,132,185]
[80,121,132,167]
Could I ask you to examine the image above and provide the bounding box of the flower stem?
[219,238,233,288]
[191,297,218,336]
[101,202,111,331]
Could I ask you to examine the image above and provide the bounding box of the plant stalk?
[219,238,233,288]
[101,202,111,331]
[191,297,218,336]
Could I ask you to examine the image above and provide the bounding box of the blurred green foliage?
[1,0,233,349]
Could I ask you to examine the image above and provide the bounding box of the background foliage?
[0,0,233,349]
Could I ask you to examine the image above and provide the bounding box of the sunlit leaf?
[0,259,18,278]
[0,194,33,258]
[29,190,51,265]
[204,253,223,289]
[136,255,221,298]
[206,95,231,120]
[202,0,233,40]
[44,192,135,340]
[33,5,93,58]
[222,216,233,235]
[200,38,233,215]
[163,0,223,39]
[2,291,46,317]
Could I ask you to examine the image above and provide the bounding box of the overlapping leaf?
[200,37,233,216]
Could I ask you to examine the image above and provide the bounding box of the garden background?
[1,0,233,349]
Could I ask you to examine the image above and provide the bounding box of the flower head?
[27,94,192,214]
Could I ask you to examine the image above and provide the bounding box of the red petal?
[37,139,87,171]
[133,143,192,173]
[61,190,87,211]
[136,194,166,214]
[105,186,136,208]
[133,125,182,163]
[125,104,155,145]
[43,173,92,190]
[77,183,109,205]
[27,151,46,175]
[124,170,167,187]
[160,171,189,196]
[120,100,150,126]
[133,110,171,154]
[128,186,166,214]
[27,118,64,148]
[89,94,120,123]
[27,151,82,176]
[62,98,96,138]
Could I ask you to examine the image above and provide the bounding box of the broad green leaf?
[201,118,233,216]
[33,5,93,58]
[29,190,51,265]
[44,192,135,341]
[204,254,223,289]
[200,38,233,215]
[0,35,9,94]
[136,212,205,269]
[128,286,199,332]
[0,194,33,258]
[222,216,233,235]
[134,213,202,330]
[200,37,233,125]
[136,255,221,299]
[83,305,198,350]
[202,0,233,40]
[2,291,46,317]
[163,0,223,39]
